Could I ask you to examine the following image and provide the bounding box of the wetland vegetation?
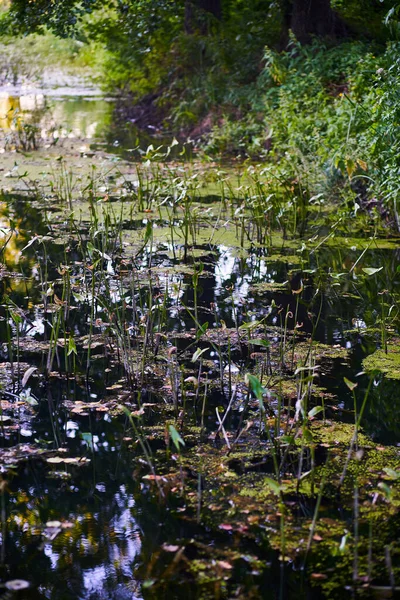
[0,1,400,599]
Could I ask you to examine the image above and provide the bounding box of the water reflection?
[3,477,143,599]
[0,91,113,145]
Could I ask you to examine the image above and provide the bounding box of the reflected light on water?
[0,90,112,141]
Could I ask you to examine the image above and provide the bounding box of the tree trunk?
[185,0,222,34]
[281,0,346,46]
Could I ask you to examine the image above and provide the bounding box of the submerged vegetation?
[0,0,400,598]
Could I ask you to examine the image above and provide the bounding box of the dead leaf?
[162,544,180,552]
[219,524,233,531]
[217,561,233,570]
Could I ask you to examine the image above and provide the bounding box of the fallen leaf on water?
[219,523,233,531]
[47,456,90,465]
[162,544,180,552]
[142,474,165,482]
[217,561,233,570]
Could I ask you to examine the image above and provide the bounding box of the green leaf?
[19,389,38,406]
[67,336,77,356]
[338,533,349,554]
[72,292,85,302]
[383,467,400,480]
[196,321,209,340]
[302,428,314,443]
[143,221,153,245]
[344,377,357,391]
[239,320,261,330]
[81,432,94,450]
[87,241,95,258]
[10,310,22,325]
[362,267,383,276]
[280,435,295,445]
[264,477,281,496]
[192,347,208,362]
[308,406,324,418]
[378,481,392,499]
[249,339,270,348]
[245,373,266,400]
[169,424,185,451]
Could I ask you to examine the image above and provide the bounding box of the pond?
[0,80,400,600]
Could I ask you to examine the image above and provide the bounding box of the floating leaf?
[46,457,64,464]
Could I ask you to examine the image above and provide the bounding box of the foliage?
[5,0,101,36]
[4,0,400,225]
[206,36,400,228]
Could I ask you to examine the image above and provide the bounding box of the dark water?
[0,96,400,599]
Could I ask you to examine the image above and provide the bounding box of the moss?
[363,344,400,380]
[250,281,290,295]
[287,341,348,368]
[269,376,333,400]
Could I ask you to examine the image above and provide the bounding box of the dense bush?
[205,36,400,228]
